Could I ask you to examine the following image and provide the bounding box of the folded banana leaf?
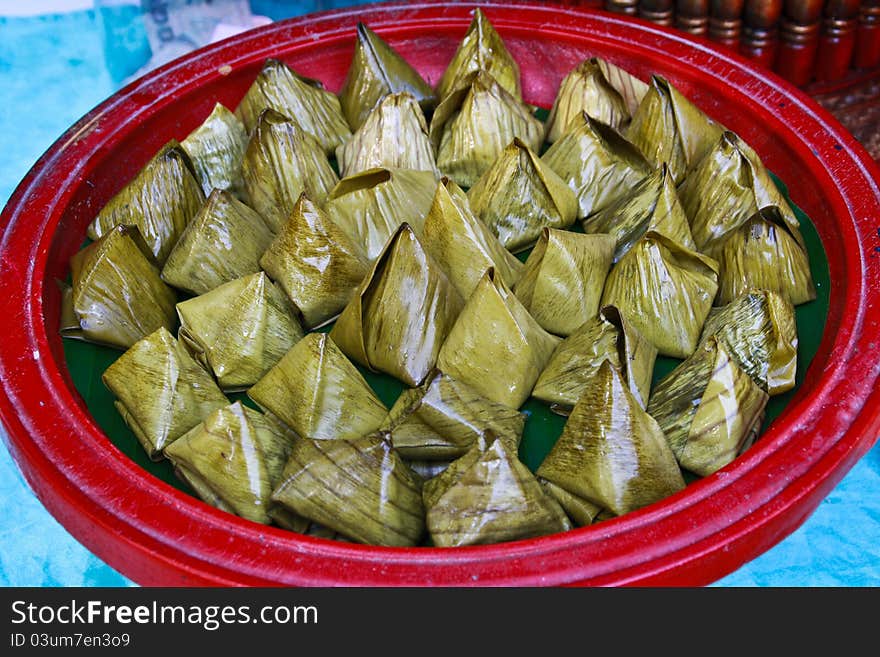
[240,108,339,233]
[532,304,657,412]
[434,7,522,101]
[537,361,686,516]
[234,58,352,154]
[323,167,437,262]
[513,228,616,337]
[647,336,769,476]
[594,57,650,117]
[678,131,806,258]
[259,193,370,329]
[336,92,439,178]
[270,432,425,547]
[581,164,696,262]
[537,477,603,527]
[406,459,452,480]
[86,140,205,265]
[437,267,561,408]
[698,289,798,395]
[330,223,464,387]
[430,71,543,188]
[714,206,816,306]
[380,369,527,460]
[467,138,579,252]
[601,231,719,358]
[180,102,249,200]
[424,436,571,547]
[161,189,274,296]
[176,272,305,391]
[164,401,296,524]
[545,58,630,144]
[102,327,229,460]
[625,75,724,184]
[420,177,523,298]
[61,225,178,350]
[248,332,388,441]
[542,113,652,221]
[338,22,437,130]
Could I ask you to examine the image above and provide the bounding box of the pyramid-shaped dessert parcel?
[331,223,464,387]
[248,332,388,442]
[180,102,249,200]
[437,267,560,409]
[270,432,425,547]
[102,327,229,461]
[536,361,686,517]
[176,272,305,391]
[259,193,370,330]
[164,401,296,525]
[424,436,571,547]
[337,22,436,131]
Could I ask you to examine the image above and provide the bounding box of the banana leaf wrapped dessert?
[536,361,686,517]
[532,305,657,412]
[513,228,616,337]
[270,432,425,547]
[423,434,571,547]
[248,332,388,442]
[581,164,696,262]
[625,75,723,184]
[180,102,249,200]
[601,231,719,358]
[434,7,522,101]
[380,369,526,460]
[176,272,305,391]
[647,336,769,476]
[164,401,296,524]
[420,177,523,298]
[102,327,229,460]
[541,113,652,219]
[323,167,437,262]
[430,71,543,188]
[330,223,464,387]
[338,22,436,131]
[86,140,205,265]
[437,268,561,408]
[698,289,798,395]
[714,206,816,306]
[467,138,578,253]
[544,58,630,144]
[259,193,370,329]
[234,58,351,154]
[161,189,274,296]
[240,108,339,232]
[61,225,178,349]
[593,57,650,116]
[537,478,603,527]
[678,130,806,258]
[336,92,439,179]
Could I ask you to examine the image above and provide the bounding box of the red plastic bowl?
[1,2,879,586]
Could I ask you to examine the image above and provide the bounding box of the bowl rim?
[2,1,880,586]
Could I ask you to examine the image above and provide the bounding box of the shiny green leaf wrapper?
[161,189,274,296]
[338,22,436,130]
[181,102,249,200]
[259,193,370,329]
[467,138,578,253]
[594,58,650,117]
[538,477,603,527]
[437,268,561,408]
[102,327,229,460]
[164,401,296,524]
[271,433,425,547]
[176,272,305,391]
[647,336,769,476]
[86,140,205,265]
[601,231,719,358]
[536,361,685,517]
[330,223,464,387]
[248,332,388,442]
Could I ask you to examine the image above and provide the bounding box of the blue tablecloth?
[1,4,878,588]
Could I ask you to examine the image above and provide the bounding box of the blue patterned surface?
[1,5,878,588]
